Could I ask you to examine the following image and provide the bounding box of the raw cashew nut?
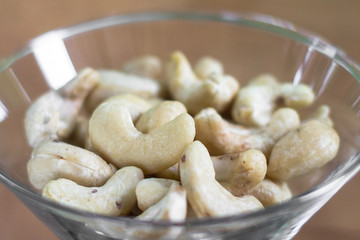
[245,179,292,207]
[213,150,267,196]
[42,166,144,216]
[179,141,263,218]
[25,68,99,147]
[136,182,187,222]
[232,74,315,127]
[156,150,267,190]
[27,140,114,191]
[267,120,340,181]
[122,55,162,79]
[166,51,239,115]
[85,69,161,113]
[195,107,300,156]
[89,101,196,174]
[305,105,334,127]
[136,178,178,211]
[135,101,187,133]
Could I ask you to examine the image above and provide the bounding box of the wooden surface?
[0,1,359,239]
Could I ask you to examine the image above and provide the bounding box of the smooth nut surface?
[135,100,187,133]
[85,69,161,113]
[267,120,340,181]
[166,51,239,115]
[195,107,300,156]
[89,102,196,174]
[136,178,178,211]
[27,140,114,191]
[232,74,314,127]
[246,179,292,207]
[213,150,267,196]
[25,68,99,147]
[42,166,144,216]
[179,141,263,218]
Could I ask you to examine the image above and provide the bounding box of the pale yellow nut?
[305,105,334,127]
[27,140,114,191]
[154,164,180,181]
[267,120,340,181]
[135,100,187,133]
[136,182,187,222]
[101,93,153,122]
[232,74,315,127]
[89,102,196,174]
[179,141,263,218]
[166,51,239,115]
[136,178,178,211]
[194,56,224,79]
[42,166,143,216]
[245,179,292,207]
[25,68,99,147]
[122,55,162,79]
[195,107,300,156]
[85,69,161,113]
[213,150,267,196]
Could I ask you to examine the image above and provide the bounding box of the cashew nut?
[136,182,186,222]
[85,69,161,113]
[136,178,178,211]
[267,120,340,181]
[122,55,162,79]
[25,68,99,147]
[42,166,144,216]
[156,150,267,187]
[88,101,196,174]
[27,140,114,191]
[195,107,300,156]
[245,179,292,207]
[231,74,314,127]
[305,105,334,127]
[135,100,187,133]
[166,51,239,115]
[179,141,263,218]
[213,150,267,196]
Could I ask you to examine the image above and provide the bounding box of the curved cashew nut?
[25,68,99,147]
[89,102,196,174]
[27,140,114,191]
[195,107,300,156]
[305,105,334,127]
[166,51,239,115]
[267,120,340,181]
[179,141,263,218]
[42,166,144,216]
[122,55,162,79]
[136,182,187,222]
[213,150,267,196]
[136,178,178,211]
[245,179,292,207]
[135,100,187,133]
[194,56,224,79]
[156,150,267,187]
[85,69,161,113]
[232,74,314,127]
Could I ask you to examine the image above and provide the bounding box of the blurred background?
[0,0,359,239]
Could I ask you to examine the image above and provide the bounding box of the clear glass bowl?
[0,11,359,240]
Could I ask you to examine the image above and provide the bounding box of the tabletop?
[0,1,359,239]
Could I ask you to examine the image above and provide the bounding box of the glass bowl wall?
[0,12,359,240]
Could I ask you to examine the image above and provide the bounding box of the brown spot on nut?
[181,155,186,162]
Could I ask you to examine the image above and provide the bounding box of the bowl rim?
[0,11,360,228]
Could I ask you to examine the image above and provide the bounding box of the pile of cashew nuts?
[25,51,340,223]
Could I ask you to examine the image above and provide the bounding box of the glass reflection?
[33,37,76,90]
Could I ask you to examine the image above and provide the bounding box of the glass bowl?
[0,11,359,240]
